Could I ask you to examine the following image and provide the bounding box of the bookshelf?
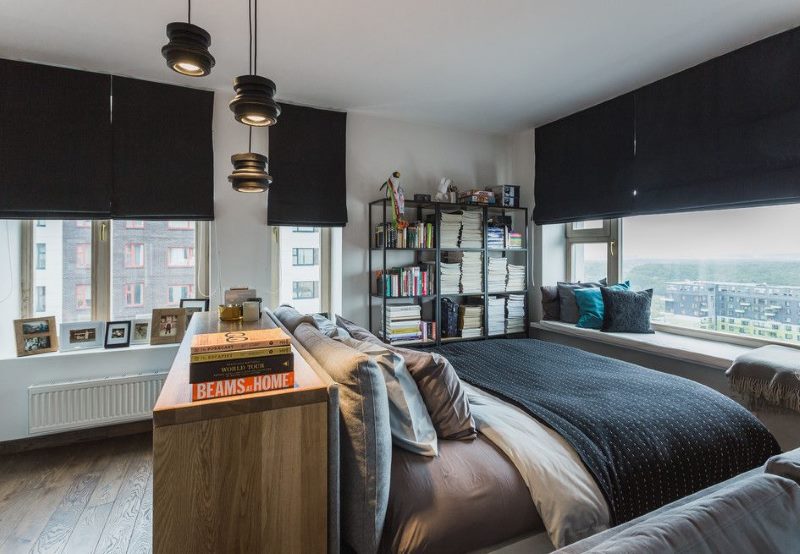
[368,197,529,346]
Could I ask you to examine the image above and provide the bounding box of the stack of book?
[190,329,294,401]
[375,265,434,297]
[487,295,505,336]
[440,212,463,248]
[460,252,483,293]
[440,252,462,294]
[507,231,524,248]
[506,295,526,333]
[487,225,505,249]
[382,304,423,343]
[374,221,435,248]
[458,189,495,205]
[507,263,526,292]
[459,211,483,248]
[488,256,508,292]
[458,304,484,338]
[419,321,437,342]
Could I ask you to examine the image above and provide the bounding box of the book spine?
[189,354,294,383]
[191,339,291,354]
[192,372,295,401]
[190,345,292,363]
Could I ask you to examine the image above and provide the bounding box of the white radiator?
[28,372,167,434]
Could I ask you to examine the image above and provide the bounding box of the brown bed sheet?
[380,434,543,553]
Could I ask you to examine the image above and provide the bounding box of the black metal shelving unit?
[368,198,530,346]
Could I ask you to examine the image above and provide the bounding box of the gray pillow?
[540,285,560,320]
[341,337,438,457]
[557,279,607,324]
[293,323,391,554]
[766,449,800,485]
[336,315,477,440]
[312,313,351,339]
[601,287,655,333]
[274,304,317,333]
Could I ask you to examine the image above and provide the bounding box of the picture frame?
[150,308,187,345]
[104,320,132,349]
[180,298,210,328]
[59,321,105,352]
[130,319,151,345]
[14,316,59,357]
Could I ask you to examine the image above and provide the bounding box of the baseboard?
[0,419,152,455]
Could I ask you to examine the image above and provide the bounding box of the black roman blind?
[111,76,214,220]
[632,26,800,215]
[267,103,347,227]
[533,93,635,224]
[0,59,112,219]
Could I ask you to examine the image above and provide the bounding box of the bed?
[272,308,781,554]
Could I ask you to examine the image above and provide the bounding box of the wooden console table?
[152,312,328,553]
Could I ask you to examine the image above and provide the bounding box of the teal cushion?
[575,281,630,329]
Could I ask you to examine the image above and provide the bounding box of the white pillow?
[340,337,438,456]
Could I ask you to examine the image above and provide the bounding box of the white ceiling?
[2,0,800,133]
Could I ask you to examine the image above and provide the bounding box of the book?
[190,345,292,364]
[192,372,295,401]
[189,353,294,384]
[191,328,291,354]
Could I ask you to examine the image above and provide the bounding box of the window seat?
[531,320,752,370]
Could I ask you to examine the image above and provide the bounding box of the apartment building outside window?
[35,286,46,312]
[168,285,194,305]
[275,226,327,313]
[125,243,145,268]
[36,243,46,270]
[76,244,91,269]
[124,283,144,307]
[168,247,194,268]
[75,284,91,310]
[293,281,319,300]
[292,248,319,266]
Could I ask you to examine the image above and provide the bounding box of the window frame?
[167,246,195,268]
[168,284,194,305]
[124,282,145,307]
[564,219,619,284]
[124,242,145,268]
[292,280,320,300]
[75,284,92,310]
[35,242,46,270]
[291,247,319,266]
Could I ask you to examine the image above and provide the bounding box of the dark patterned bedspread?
[429,339,780,524]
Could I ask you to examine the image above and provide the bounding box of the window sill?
[0,342,179,363]
[531,320,753,370]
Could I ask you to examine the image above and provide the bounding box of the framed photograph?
[14,316,59,357]
[104,321,132,349]
[60,321,104,352]
[180,298,210,327]
[131,319,151,345]
[150,308,187,345]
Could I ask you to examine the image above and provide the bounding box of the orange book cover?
[191,372,295,401]
[191,328,291,354]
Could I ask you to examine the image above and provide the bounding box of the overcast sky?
[616,204,800,261]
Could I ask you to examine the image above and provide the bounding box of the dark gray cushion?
[337,316,477,440]
[540,285,560,320]
[601,288,654,333]
[293,323,391,554]
[557,279,607,324]
[274,304,317,333]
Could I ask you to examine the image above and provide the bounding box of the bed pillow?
[601,287,655,333]
[336,315,476,440]
[293,322,391,554]
[312,313,351,339]
[575,281,630,329]
[274,304,317,333]
[341,337,438,457]
[557,279,607,324]
[540,285,560,320]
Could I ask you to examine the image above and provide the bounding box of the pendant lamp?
[229,128,272,193]
[229,0,281,126]
[162,0,215,77]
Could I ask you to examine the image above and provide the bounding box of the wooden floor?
[0,432,153,554]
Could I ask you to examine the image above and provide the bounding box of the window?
[293,227,318,233]
[124,283,144,307]
[125,243,145,268]
[35,243,46,270]
[565,220,618,283]
[36,220,46,227]
[621,204,800,346]
[168,247,194,268]
[168,284,194,305]
[167,221,194,230]
[75,284,91,310]
[76,243,91,269]
[292,248,319,266]
[35,286,46,312]
[293,281,319,300]
[126,220,145,229]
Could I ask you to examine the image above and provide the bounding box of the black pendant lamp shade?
[228,152,272,192]
[162,21,215,77]
[229,75,281,126]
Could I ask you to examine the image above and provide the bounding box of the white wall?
[342,113,508,325]
[0,220,21,359]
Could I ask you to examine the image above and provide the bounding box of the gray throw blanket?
[726,345,800,413]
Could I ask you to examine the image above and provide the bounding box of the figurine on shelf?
[435,177,452,201]
[380,171,405,226]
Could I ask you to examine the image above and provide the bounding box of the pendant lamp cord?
[248,126,253,152]
[188,0,191,24]
[248,0,253,74]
